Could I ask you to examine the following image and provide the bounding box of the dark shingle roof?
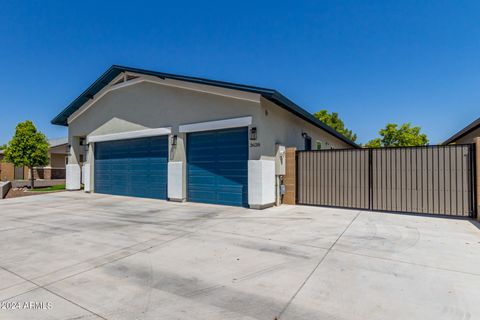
[443,117,480,145]
[51,65,359,148]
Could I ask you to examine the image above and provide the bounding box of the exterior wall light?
[250,127,257,140]
[171,135,178,146]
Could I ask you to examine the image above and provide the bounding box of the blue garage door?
[187,127,248,207]
[94,136,168,199]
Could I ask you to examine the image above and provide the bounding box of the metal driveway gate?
[296,145,476,217]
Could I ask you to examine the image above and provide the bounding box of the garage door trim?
[94,136,169,200]
[187,127,249,207]
[87,127,171,144]
[179,116,252,133]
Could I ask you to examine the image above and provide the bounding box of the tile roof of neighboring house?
[51,65,359,148]
[0,138,68,154]
[443,117,480,145]
[48,137,68,148]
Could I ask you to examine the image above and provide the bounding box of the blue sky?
[1,0,479,145]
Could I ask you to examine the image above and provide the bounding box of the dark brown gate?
[296,145,476,217]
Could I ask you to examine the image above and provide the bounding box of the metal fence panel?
[296,145,475,217]
[297,149,370,209]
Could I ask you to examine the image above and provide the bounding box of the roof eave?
[265,92,359,148]
[51,65,359,148]
[51,66,124,126]
[442,117,480,145]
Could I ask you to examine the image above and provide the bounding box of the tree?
[4,121,49,188]
[365,123,428,148]
[363,138,381,148]
[313,110,357,142]
[0,144,6,150]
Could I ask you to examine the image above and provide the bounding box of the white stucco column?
[248,160,275,209]
[82,142,94,192]
[168,161,185,201]
[82,164,91,192]
[66,136,81,190]
[66,164,81,190]
[167,131,186,202]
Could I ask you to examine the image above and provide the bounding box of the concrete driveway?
[0,192,479,320]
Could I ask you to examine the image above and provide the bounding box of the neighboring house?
[0,149,27,181]
[0,138,68,181]
[443,117,480,145]
[51,65,358,208]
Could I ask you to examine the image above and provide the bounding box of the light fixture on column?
[250,127,257,140]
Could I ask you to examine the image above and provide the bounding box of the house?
[0,138,68,181]
[51,65,358,208]
[443,117,480,145]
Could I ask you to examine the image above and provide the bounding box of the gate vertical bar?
[368,148,373,210]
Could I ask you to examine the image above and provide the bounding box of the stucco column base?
[66,164,81,190]
[474,137,480,220]
[248,160,275,209]
[169,198,186,203]
[168,161,186,202]
[249,203,274,210]
[83,164,91,192]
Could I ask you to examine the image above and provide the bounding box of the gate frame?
[295,144,477,218]
[470,142,478,219]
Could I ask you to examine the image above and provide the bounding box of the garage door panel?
[110,176,128,184]
[216,160,247,169]
[188,175,216,186]
[111,185,128,194]
[216,175,247,186]
[217,192,246,205]
[94,136,168,199]
[216,170,248,177]
[111,165,129,171]
[218,155,245,162]
[187,152,216,162]
[188,164,217,174]
[188,190,217,203]
[216,184,246,193]
[188,132,214,142]
[187,127,248,207]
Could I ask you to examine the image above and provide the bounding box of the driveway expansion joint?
[276,210,362,319]
[0,265,108,320]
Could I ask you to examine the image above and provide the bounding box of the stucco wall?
[69,81,352,158]
[258,98,351,159]
[69,81,262,162]
[68,80,354,193]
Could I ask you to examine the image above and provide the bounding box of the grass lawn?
[29,184,66,192]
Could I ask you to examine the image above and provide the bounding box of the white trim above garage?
[86,127,172,144]
[179,116,252,133]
